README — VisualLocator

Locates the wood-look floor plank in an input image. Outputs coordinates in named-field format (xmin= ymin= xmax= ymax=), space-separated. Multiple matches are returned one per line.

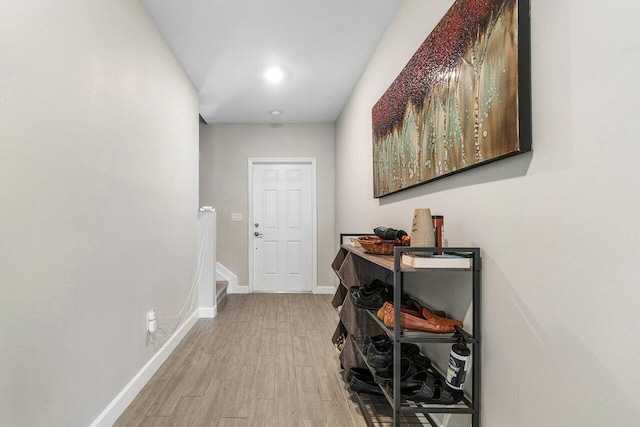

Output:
xmin=275 ymin=380 xmax=299 ymax=424
xmin=209 ymin=347 xmax=238 ymax=380
xmin=275 ymin=344 xmax=296 ymax=382
xmin=114 ymin=378 xmax=168 ymax=426
xmin=276 ymin=302 xmax=290 ymax=322
xmin=226 ymin=321 xmax=249 ymax=346
xmin=181 ymin=379 xmax=228 ymax=427
xmin=251 ymin=298 xmax=267 ymax=316
xmin=144 ymin=363 xmax=191 ymax=417
xmin=235 ymin=335 xmax=261 ymax=366
xmin=250 ymin=355 xmax=276 ymax=399
xmin=138 ymin=416 xmax=171 ymax=427
xmin=246 ymin=398 xmax=278 ymax=427
xmin=220 ymin=365 xmax=255 ymax=418
xmin=314 ymin=356 xmax=345 ymax=402
xmin=292 ymin=335 xmax=314 ymax=367
xmin=154 ymin=343 xmax=194 ymax=381
xmin=258 ymin=327 xmax=276 ymax=355
xmin=166 ymin=396 xmax=204 ymax=426
xmin=295 ymin=366 xmax=325 ymax=421
xmin=262 ymin=305 xmax=277 ymax=329
xmin=217 ymin=418 xmax=246 ymax=427
xmin=336 ymin=372 xmax=368 ymax=427
xmin=307 ymin=329 xmax=336 ymax=359
xmin=177 ymin=353 xmax=216 ymax=397
xmin=243 ymin=315 xmax=262 ymax=337
xmin=276 ymin=321 xmax=292 ymax=346
xmin=275 ymin=344 xmax=298 ymax=422
xmin=322 ymin=399 xmax=357 ymax=427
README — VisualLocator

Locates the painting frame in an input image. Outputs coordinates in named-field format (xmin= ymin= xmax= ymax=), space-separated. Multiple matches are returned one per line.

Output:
xmin=372 ymin=0 xmax=532 ymax=198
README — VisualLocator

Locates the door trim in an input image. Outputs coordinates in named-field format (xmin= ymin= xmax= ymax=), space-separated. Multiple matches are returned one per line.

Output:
xmin=248 ymin=157 xmax=318 ymax=293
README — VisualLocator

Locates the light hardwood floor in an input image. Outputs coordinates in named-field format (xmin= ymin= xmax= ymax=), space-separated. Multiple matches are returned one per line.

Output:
xmin=115 ymin=294 xmax=366 ymax=427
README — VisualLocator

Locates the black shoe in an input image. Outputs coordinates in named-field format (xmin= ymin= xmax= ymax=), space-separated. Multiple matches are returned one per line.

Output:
xmin=349 ymin=375 xmax=384 ymax=396
xmin=385 ymin=371 xmax=463 ymax=404
xmin=408 ymin=353 xmax=432 ymax=371
xmin=353 ymin=285 xmax=392 ymax=310
xmin=373 ymin=358 xmax=422 ymax=386
xmin=366 ymin=340 xmax=421 ymax=369
xmin=402 ymin=342 xmax=421 ymax=355
xmin=358 ymin=280 xmax=388 ymax=294
xmin=350 ymin=280 xmax=387 ymax=299
xmin=363 ymin=334 xmax=390 ymax=355
xmin=346 ymin=368 xmax=374 ymax=383
xmin=366 ymin=340 xmax=393 ymax=368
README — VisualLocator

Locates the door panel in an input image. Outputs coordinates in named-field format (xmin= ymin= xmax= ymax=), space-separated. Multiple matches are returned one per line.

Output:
xmin=286 ymin=190 xmax=301 ymax=229
xmin=287 ymin=241 xmax=301 ymax=275
xmin=264 ymin=190 xmax=278 ymax=229
xmin=253 ymin=162 xmax=312 ymax=292
xmin=264 ymin=241 xmax=278 ymax=275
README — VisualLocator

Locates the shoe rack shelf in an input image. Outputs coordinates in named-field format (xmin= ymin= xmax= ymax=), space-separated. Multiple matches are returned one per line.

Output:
xmin=365 ymin=304 xmax=476 ymax=344
xmin=331 ymin=243 xmax=481 ymax=427
xmin=351 ymin=336 xmax=475 ymax=414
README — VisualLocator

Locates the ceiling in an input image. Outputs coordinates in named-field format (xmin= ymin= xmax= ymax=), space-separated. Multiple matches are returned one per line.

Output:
xmin=139 ymin=0 xmax=402 ymax=124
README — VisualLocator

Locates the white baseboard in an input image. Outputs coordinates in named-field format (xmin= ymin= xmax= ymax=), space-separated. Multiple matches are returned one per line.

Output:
xmin=315 ymin=286 xmax=335 ymax=295
xmin=90 ymin=306 xmax=217 ymax=427
xmin=198 ymin=306 xmax=217 ymax=318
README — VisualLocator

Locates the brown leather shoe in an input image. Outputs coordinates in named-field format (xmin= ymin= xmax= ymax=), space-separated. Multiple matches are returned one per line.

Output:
xmin=406 ymin=300 xmax=463 ymax=329
xmin=376 ymin=302 xmax=422 ymax=321
xmin=379 ymin=302 xmax=462 ymax=333
xmin=406 ymin=300 xmax=446 ymax=318
xmin=422 ymin=308 xmax=463 ymax=328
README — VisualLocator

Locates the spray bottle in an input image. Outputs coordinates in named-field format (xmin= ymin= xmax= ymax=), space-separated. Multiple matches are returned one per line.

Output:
xmin=446 ymin=333 xmax=470 ymax=390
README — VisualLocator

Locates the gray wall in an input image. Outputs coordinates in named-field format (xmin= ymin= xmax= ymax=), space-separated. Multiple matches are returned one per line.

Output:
xmin=200 ymin=123 xmax=335 ymax=290
xmin=336 ymin=0 xmax=640 ymax=425
xmin=0 ymin=1 xmax=199 ymax=425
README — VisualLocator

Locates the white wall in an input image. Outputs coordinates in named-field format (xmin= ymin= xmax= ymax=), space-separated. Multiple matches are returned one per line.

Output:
xmin=200 ymin=123 xmax=335 ymax=291
xmin=336 ymin=0 xmax=640 ymax=425
xmin=0 ymin=1 xmax=199 ymax=426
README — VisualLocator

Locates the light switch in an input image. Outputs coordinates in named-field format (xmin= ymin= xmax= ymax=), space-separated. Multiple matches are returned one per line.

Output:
xmin=231 ymin=213 xmax=243 ymax=222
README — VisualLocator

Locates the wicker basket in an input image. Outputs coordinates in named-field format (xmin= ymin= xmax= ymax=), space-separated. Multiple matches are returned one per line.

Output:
xmin=357 ymin=236 xmax=406 ymax=255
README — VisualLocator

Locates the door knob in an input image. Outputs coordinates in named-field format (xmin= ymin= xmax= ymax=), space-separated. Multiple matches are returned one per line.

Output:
xmin=254 ymin=231 xmax=263 ymax=237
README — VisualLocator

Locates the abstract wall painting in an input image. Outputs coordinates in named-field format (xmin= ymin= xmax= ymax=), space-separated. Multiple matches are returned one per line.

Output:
xmin=372 ymin=0 xmax=531 ymax=197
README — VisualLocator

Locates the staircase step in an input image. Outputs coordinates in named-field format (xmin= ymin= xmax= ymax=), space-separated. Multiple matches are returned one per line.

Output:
xmin=216 ymin=280 xmax=228 ymax=306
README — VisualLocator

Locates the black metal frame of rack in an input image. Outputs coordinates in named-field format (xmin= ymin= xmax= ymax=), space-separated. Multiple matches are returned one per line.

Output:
xmin=391 ymin=246 xmax=481 ymax=427
xmin=333 ymin=243 xmax=481 ymax=427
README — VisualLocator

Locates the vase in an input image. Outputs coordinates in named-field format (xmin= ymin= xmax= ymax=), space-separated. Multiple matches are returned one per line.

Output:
xmin=411 ymin=208 xmax=435 ymax=247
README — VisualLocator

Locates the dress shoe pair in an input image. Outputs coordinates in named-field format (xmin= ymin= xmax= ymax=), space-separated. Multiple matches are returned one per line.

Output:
xmin=373 ymin=357 xmax=428 ymax=387
xmin=362 ymin=334 xmax=388 ymax=355
xmin=363 ymin=335 xmax=431 ymax=369
xmin=346 ymin=368 xmax=384 ymax=396
xmin=350 ymin=280 xmax=413 ymax=310
xmin=350 ymin=280 xmax=393 ymax=310
xmin=377 ymin=301 xmax=463 ymax=333
xmin=384 ymin=370 xmax=463 ymax=405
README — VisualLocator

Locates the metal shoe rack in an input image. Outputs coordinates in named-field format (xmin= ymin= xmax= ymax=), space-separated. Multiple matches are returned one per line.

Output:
xmin=331 ymin=242 xmax=481 ymax=427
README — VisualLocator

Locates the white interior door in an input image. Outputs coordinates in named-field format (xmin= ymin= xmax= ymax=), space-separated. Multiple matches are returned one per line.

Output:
xmin=252 ymin=162 xmax=313 ymax=292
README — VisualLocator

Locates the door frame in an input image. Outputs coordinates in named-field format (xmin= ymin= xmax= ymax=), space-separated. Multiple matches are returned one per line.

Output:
xmin=248 ymin=157 xmax=318 ymax=293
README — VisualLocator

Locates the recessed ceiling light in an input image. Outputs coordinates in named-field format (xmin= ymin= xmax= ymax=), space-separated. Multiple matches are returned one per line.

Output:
xmin=264 ymin=67 xmax=284 ymax=84
xmin=270 ymin=110 xmax=281 ymax=116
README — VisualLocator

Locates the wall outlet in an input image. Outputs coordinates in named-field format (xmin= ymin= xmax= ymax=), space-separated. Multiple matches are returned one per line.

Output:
xmin=231 ymin=213 xmax=243 ymax=222
xmin=147 ymin=310 xmax=157 ymax=333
